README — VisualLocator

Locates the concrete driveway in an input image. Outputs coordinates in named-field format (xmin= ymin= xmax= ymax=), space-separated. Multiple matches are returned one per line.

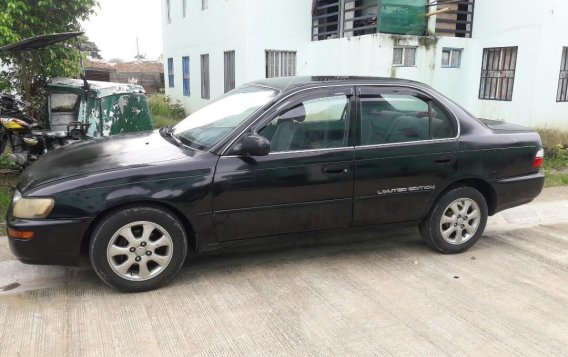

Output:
xmin=1 ymin=188 xmax=567 ymax=356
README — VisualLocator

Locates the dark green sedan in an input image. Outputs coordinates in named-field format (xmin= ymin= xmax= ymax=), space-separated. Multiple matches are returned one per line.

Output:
xmin=6 ymin=77 xmax=545 ymax=292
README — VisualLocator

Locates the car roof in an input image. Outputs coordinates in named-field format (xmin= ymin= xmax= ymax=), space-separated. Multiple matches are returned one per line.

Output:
xmin=247 ymin=76 xmax=425 ymax=93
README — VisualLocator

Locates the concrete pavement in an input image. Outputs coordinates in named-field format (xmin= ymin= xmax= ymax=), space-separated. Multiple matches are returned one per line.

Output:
xmin=0 ymin=187 xmax=567 ymax=356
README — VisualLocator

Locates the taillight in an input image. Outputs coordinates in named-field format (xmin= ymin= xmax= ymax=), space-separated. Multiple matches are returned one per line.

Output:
xmin=532 ymin=148 xmax=544 ymax=169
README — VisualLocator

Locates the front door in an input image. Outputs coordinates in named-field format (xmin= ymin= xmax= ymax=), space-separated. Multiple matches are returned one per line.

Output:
xmin=353 ymin=86 xmax=459 ymax=226
xmin=213 ymin=87 xmax=356 ymax=241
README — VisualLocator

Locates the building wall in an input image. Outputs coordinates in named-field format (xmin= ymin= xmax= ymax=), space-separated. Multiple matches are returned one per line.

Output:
xmin=161 ymin=0 xmax=568 ymax=129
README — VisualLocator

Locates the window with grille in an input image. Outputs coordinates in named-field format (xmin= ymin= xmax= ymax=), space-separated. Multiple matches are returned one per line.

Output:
xmin=392 ymin=47 xmax=417 ymax=67
xmin=266 ymin=50 xmax=297 ymax=78
xmin=479 ymin=47 xmax=517 ymax=101
xmin=441 ymin=48 xmax=462 ymax=68
xmin=202 ymin=0 xmax=208 ymax=10
xmin=201 ymin=54 xmax=210 ymax=100
xmin=182 ymin=56 xmax=190 ymax=96
xmin=167 ymin=58 xmax=174 ymax=88
xmin=224 ymin=51 xmax=235 ymax=93
xmin=557 ymin=47 xmax=568 ymax=102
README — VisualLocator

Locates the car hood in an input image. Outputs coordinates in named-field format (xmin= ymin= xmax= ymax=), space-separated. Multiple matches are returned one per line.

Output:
xmin=18 ymin=130 xmax=188 ymax=192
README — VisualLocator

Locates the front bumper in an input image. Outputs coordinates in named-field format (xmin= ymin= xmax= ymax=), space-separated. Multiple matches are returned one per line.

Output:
xmin=7 ymin=217 xmax=94 ymax=266
xmin=491 ymin=172 xmax=545 ymax=214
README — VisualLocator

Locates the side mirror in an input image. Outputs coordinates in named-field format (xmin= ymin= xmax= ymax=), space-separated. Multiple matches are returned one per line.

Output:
xmin=231 ymin=134 xmax=271 ymax=156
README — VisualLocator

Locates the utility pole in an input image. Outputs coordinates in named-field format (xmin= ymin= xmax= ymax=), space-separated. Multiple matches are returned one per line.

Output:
xmin=136 ymin=37 xmax=140 ymax=60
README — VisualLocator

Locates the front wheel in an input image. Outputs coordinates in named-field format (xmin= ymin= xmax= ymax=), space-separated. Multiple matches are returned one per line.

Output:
xmin=89 ymin=206 xmax=188 ymax=292
xmin=420 ymin=187 xmax=488 ymax=254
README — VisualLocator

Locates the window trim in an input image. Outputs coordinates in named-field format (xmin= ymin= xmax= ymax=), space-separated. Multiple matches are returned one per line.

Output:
xmin=557 ymin=47 xmax=568 ymax=102
xmin=355 ymin=86 xmax=458 ymax=147
xmin=224 ymin=50 xmax=236 ymax=93
xmin=478 ymin=46 xmax=518 ymax=101
xmin=392 ymin=46 xmax=418 ymax=67
xmin=217 ymin=84 xmax=461 ymax=156
xmin=441 ymin=48 xmax=462 ymax=68
xmin=182 ymin=56 xmax=190 ymax=96
xmin=167 ymin=57 xmax=174 ymax=88
xmin=201 ymin=54 xmax=210 ymax=100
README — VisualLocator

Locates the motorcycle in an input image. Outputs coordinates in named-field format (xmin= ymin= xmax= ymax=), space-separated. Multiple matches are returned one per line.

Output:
xmin=0 ymin=93 xmax=89 ymax=167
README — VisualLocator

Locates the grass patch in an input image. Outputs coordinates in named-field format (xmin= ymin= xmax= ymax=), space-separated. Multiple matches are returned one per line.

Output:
xmin=152 ymin=114 xmax=183 ymax=129
xmin=148 ymin=93 xmax=187 ymax=124
xmin=544 ymin=171 xmax=568 ymax=187
xmin=535 ymin=128 xmax=568 ymax=148
xmin=0 ymin=186 xmax=13 ymax=235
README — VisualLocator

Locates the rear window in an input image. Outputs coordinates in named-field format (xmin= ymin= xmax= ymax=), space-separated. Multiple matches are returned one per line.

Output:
xmin=50 ymin=93 xmax=79 ymax=112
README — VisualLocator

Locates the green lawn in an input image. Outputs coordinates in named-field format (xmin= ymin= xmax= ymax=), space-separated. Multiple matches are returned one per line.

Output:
xmin=544 ymin=171 xmax=568 ymax=187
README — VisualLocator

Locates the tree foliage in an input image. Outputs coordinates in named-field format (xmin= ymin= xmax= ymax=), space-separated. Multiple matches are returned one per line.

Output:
xmin=0 ymin=0 xmax=99 ymax=113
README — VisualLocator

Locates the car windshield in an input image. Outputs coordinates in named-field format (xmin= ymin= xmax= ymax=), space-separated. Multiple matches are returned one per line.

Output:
xmin=173 ymin=86 xmax=278 ymax=150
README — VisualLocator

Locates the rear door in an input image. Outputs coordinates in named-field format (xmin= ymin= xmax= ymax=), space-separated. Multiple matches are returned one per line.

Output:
xmin=213 ymin=86 xmax=356 ymax=241
xmin=353 ymin=86 xmax=459 ymax=226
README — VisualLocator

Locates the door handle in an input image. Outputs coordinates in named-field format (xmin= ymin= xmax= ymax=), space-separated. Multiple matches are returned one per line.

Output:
xmin=435 ymin=155 xmax=455 ymax=164
xmin=323 ymin=165 xmax=350 ymax=175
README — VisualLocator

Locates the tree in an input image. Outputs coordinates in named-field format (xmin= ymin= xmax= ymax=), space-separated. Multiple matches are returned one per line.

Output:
xmin=0 ymin=0 xmax=99 ymax=114
xmin=78 ymin=35 xmax=102 ymax=60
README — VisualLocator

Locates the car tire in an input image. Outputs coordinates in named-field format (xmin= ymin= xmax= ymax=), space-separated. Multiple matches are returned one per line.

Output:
xmin=89 ymin=206 xmax=188 ymax=292
xmin=419 ymin=186 xmax=488 ymax=254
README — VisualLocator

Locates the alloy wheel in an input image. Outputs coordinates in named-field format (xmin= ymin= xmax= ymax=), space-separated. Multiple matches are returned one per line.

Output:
xmin=106 ymin=221 xmax=174 ymax=281
xmin=439 ymin=198 xmax=481 ymax=245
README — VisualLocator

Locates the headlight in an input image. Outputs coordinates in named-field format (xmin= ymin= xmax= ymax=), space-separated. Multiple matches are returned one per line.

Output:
xmin=12 ymin=190 xmax=54 ymax=219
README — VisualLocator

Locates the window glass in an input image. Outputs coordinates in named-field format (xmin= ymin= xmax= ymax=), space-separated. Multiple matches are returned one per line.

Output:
xmin=50 ymin=93 xmax=78 ymax=112
xmin=259 ymin=95 xmax=349 ymax=152
xmin=173 ymin=86 xmax=277 ymax=151
xmin=360 ymin=93 xmax=454 ymax=145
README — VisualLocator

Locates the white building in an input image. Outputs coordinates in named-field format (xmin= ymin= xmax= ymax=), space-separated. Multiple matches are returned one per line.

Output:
xmin=161 ymin=0 xmax=568 ymax=129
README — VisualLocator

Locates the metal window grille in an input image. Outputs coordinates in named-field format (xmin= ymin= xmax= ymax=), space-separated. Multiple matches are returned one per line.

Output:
xmin=392 ymin=47 xmax=416 ymax=67
xmin=182 ymin=56 xmax=190 ymax=96
xmin=557 ymin=47 xmax=568 ymax=102
xmin=266 ymin=51 xmax=297 ymax=78
xmin=202 ymin=0 xmax=208 ymax=10
xmin=224 ymin=51 xmax=235 ymax=93
xmin=479 ymin=47 xmax=517 ymax=101
xmin=442 ymin=48 xmax=462 ymax=68
xmin=167 ymin=58 xmax=174 ymax=88
xmin=166 ymin=0 xmax=172 ymax=23
xmin=183 ymin=0 xmax=187 ymax=17
xmin=435 ymin=0 xmax=475 ymax=38
xmin=201 ymin=54 xmax=210 ymax=100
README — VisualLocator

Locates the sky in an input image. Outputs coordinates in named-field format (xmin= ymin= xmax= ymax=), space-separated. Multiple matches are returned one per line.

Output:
xmin=82 ymin=0 xmax=163 ymax=61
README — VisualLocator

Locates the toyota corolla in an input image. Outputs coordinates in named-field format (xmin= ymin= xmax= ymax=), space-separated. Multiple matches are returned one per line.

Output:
xmin=6 ymin=77 xmax=545 ymax=292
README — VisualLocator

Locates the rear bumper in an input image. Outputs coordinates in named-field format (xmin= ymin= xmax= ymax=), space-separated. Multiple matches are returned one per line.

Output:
xmin=491 ymin=172 xmax=545 ymax=214
xmin=7 ymin=217 xmax=93 ymax=266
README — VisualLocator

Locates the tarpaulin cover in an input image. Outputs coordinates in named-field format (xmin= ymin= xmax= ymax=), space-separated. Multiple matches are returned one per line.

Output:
xmin=379 ymin=0 xmax=426 ymax=36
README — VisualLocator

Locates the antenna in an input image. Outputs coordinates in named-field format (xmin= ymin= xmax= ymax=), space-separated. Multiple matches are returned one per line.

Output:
xmin=281 ymin=61 xmax=308 ymax=95
xmin=136 ymin=37 xmax=140 ymax=60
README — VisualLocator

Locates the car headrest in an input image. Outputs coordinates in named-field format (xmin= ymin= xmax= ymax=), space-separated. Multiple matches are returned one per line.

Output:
xmin=279 ymin=104 xmax=306 ymax=123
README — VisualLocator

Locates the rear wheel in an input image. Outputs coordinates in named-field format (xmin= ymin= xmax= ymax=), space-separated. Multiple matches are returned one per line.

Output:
xmin=420 ymin=187 xmax=488 ymax=254
xmin=89 ymin=206 xmax=188 ymax=292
